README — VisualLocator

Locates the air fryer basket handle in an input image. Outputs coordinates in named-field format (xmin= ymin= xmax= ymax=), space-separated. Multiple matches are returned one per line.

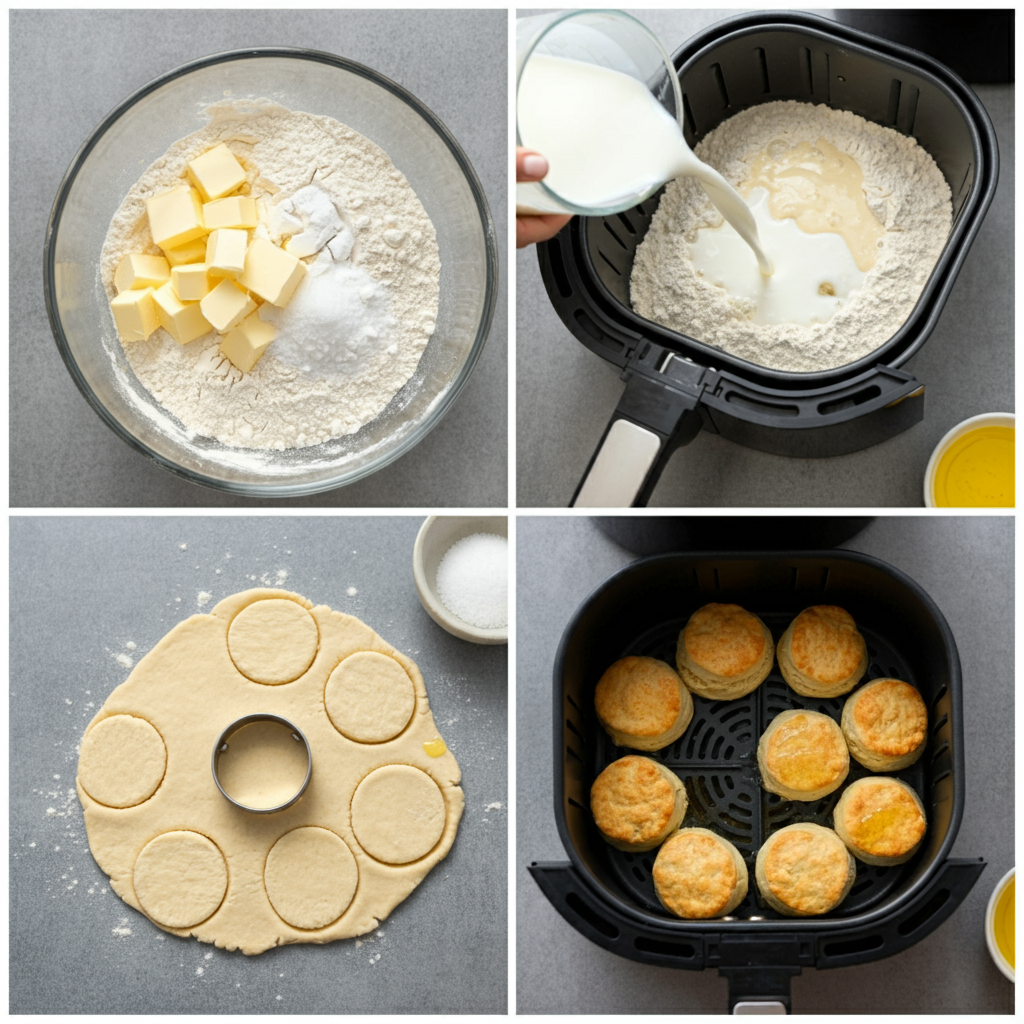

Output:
xmin=571 ymin=373 xmax=704 ymax=507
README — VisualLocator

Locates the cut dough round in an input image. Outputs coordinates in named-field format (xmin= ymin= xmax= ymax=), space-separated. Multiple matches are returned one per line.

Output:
xmin=351 ymin=764 xmax=446 ymax=864
xmin=326 ymin=651 xmax=416 ymax=742
xmin=133 ymin=831 xmax=228 ymax=928
xmin=78 ymin=714 xmax=166 ymax=808
xmin=264 ymin=827 xmax=359 ymax=929
xmin=228 ymin=599 xmax=319 ymax=684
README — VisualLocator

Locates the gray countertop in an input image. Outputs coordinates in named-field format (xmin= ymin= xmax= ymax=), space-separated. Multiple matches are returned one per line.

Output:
xmin=10 ymin=516 xmax=507 ymax=1014
xmin=516 ymin=516 xmax=1013 ymax=1013
xmin=516 ymin=9 xmax=1014 ymax=507
xmin=11 ymin=10 xmax=507 ymax=508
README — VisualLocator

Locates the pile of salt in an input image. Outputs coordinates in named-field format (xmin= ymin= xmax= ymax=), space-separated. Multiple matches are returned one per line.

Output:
xmin=435 ymin=533 xmax=508 ymax=630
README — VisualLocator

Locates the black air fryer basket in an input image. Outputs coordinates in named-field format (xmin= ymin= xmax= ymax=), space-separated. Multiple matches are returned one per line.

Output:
xmin=535 ymin=12 xmax=999 ymax=506
xmin=530 ymin=551 xmax=983 ymax=1012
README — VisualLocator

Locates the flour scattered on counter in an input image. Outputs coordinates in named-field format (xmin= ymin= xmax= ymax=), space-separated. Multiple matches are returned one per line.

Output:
xmin=196 ymin=967 xmax=205 ymax=976
xmin=180 ymin=544 xmax=187 ymax=551
xmin=484 ymin=801 xmax=503 ymax=811
xmin=114 ymin=653 xmax=133 ymax=669
xmin=197 ymin=591 xmax=212 ymax=607
xmin=126 ymin=641 xmax=137 ymax=650
xmin=112 ymin=919 xmax=132 ymax=937
xmin=347 ymin=586 xmax=358 ymax=596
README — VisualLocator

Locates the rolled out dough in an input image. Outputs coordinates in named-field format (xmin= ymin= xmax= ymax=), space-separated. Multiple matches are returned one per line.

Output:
xmin=76 ymin=588 xmax=464 ymax=954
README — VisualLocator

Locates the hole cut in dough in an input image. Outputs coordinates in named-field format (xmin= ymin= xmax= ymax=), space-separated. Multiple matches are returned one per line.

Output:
xmin=133 ymin=831 xmax=228 ymax=928
xmin=325 ymin=651 xmax=416 ymax=743
xmin=351 ymin=765 xmax=446 ymax=864
xmin=79 ymin=714 xmax=166 ymax=808
xmin=264 ymin=827 xmax=359 ymax=929
xmin=228 ymin=599 xmax=319 ymax=685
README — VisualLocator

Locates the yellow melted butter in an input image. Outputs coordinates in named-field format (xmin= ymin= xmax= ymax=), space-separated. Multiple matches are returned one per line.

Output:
xmin=741 ymin=136 xmax=885 ymax=272
xmin=994 ymin=878 xmax=1014 ymax=969
xmin=423 ymin=737 xmax=447 ymax=757
xmin=852 ymin=805 xmax=905 ymax=849
xmin=933 ymin=426 xmax=1014 ymax=507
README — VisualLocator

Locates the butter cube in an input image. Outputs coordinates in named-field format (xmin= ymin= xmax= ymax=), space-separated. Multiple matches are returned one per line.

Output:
xmin=110 ymin=287 xmax=159 ymax=342
xmin=205 ymin=228 xmax=248 ymax=280
xmin=186 ymin=144 xmax=247 ymax=202
xmin=147 ymin=186 xmax=206 ymax=250
xmin=162 ymin=237 xmax=208 ymax=267
xmin=153 ymin=282 xmax=212 ymax=345
xmin=113 ymin=253 xmax=170 ymax=294
xmin=203 ymin=196 xmax=258 ymax=231
xmin=239 ymin=238 xmax=307 ymax=307
xmin=200 ymin=278 xmax=257 ymax=334
xmin=171 ymin=263 xmax=213 ymax=302
xmin=220 ymin=311 xmax=276 ymax=373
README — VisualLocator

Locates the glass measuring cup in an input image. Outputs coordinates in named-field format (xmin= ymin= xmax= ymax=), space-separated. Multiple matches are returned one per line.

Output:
xmin=516 ymin=10 xmax=684 ymax=217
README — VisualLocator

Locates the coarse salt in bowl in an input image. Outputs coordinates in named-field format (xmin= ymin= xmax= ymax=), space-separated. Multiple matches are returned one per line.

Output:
xmin=413 ymin=516 xmax=508 ymax=645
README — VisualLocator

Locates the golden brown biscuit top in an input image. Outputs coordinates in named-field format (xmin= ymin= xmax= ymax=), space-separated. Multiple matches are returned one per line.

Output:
xmin=839 ymin=779 xmax=926 ymax=857
xmin=789 ymin=606 xmax=866 ymax=684
xmin=762 ymin=827 xmax=850 ymax=914
xmin=767 ymin=712 xmax=847 ymax=790
xmin=591 ymin=757 xmax=676 ymax=844
xmin=594 ymin=657 xmax=682 ymax=738
xmin=851 ymin=679 xmax=928 ymax=756
xmin=682 ymin=604 xmax=767 ymax=678
xmin=654 ymin=831 xmax=737 ymax=917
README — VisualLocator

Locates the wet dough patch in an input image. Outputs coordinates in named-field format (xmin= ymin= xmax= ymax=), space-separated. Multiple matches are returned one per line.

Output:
xmin=78 ymin=714 xmax=166 ymax=808
xmin=264 ymin=827 xmax=359 ymax=929
xmin=325 ymin=651 xmax=416 ymax=742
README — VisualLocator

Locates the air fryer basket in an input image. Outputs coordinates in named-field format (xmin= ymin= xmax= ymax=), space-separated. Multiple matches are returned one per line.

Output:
xmin=536 ymin=12 xmax=999 ymax=506
xmin=530 ymin=551 xmax=984 ymax=1012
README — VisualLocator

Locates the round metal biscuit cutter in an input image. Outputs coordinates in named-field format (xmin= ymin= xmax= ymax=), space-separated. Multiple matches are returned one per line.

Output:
xmin=211 ymin=713 xmax=312 ymax=814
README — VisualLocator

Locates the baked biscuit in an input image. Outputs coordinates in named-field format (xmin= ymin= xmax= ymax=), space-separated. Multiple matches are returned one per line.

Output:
xmin=594 ymin=656 xmax=694 ymax=751
xmin=653 ymin=828 xmax=748 ymax=919
xmin=842 ymin=678 xmax=928 ymax=771
xmin=777 ymin=606 xmax=868 ymax=698
xmin=755 ymin=823 xmax=856 ymax=916
xmin=833 ymin=776 xmax=927 ymax=866
xmin=590 ymin=756 xmax=687 ymax=852
xmin=757 ymin=709 xmax=849 ymax=801
xmin=675 ymin=603 xmax=774 ymax=701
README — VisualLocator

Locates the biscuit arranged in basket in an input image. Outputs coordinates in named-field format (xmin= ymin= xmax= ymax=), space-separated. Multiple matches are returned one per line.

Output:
xmin=653 ymin=827 xmax=748 ymax=919
xmin=755 ymin=822 xmax=856 ymax=916
xmin=590 ymin=756 xmax=688 ymax=852
xmin=833 ymin=776 xmax=927 ymax=866
xmin=757 ymin=709 xmax=849 ymax=801
xmin=594 ymin=656 xmax=694 ymax=751
xmin=842 ymin=677 xmax=928 ymax=771
xmin=675 ymin=603 xmax=775 ymax=701
xmin=778 ymin=605 xmax=868 ymax=698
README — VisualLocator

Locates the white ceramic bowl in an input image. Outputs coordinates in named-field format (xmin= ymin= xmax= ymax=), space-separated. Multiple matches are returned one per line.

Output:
xmin=985 ymin=866 xmax=1014 ymax=983
xmin=413 ymin=516 xmax=508 ymax=645
xmin=923 ymin=412 xmax=1014 ymax=507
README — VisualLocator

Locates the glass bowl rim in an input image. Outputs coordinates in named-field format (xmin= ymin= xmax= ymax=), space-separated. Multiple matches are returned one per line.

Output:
xmin=43 ymin=45 xmax=498 ymax=498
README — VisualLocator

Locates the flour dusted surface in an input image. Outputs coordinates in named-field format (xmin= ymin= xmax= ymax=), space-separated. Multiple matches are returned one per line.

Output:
xmin=101 ymin=101 xmax=440 ymax=450
xmin=631 ymin=101 xmax=951 ymax=373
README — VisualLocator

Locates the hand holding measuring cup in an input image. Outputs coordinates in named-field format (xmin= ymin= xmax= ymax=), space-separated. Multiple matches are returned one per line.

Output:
xmin=516 ymin=148 xmax=572 ymax=248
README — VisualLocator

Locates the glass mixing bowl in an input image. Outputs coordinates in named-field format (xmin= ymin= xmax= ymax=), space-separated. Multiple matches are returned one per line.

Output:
xmin=44 ymin=48 xmax=498 ymax=496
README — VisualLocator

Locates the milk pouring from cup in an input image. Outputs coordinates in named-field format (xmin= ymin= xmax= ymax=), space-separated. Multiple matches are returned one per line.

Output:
xmin=516 ymin=15 xmax=774 ymax=276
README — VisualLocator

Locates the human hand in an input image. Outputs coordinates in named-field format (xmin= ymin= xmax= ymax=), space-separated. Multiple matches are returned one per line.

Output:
xmin=516 ymin=148 xmax=572 ymax=248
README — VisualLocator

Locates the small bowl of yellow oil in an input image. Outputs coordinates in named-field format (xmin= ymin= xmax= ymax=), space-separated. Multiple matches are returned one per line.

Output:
xmin=985 ymin=866 xmax=1014 ymax=983
xmin=924 ymin=412 xmax=1014 ymax=507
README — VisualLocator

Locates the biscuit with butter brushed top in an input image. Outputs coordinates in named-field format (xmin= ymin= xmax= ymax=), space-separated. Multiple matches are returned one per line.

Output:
xmin=778 ymin=605 xmax=868 ymax=698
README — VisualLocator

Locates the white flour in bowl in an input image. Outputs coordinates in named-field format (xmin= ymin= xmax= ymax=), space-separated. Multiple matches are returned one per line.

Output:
xmin=630 ymin=101 xmax=952 ymax=372
xmin=100 ymin=100 xmax=440 ymax=450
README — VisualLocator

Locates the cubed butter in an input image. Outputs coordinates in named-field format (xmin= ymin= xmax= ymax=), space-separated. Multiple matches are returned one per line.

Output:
xmin=171 ymin=263 xmax=213 ymax=302
xmin=186 ymin=144 xmax=247 ymax=202
xmin=153 ymin=282 xmax=212 ymax=345
xmin=162 ymin=237 xmax=208 ymax=267
xmin=110 ymin=287 xmax=159 ymax=343
xmin=113 ymin=253 xmax=170 ymax=294
xmin=239 ymin=237 xmax=307 ymax=307
xmin=205 ymin=228 xmax=248 ymax=279
xmin=200 ymin=278 xmax=257 ymax=334
xmin=220 ymin=311 xmax=276 ymax=373
xmin=147 ymin=186 xmax=206 ymax=250
xmin=203 ymin=196 xmax=258 ymax=231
